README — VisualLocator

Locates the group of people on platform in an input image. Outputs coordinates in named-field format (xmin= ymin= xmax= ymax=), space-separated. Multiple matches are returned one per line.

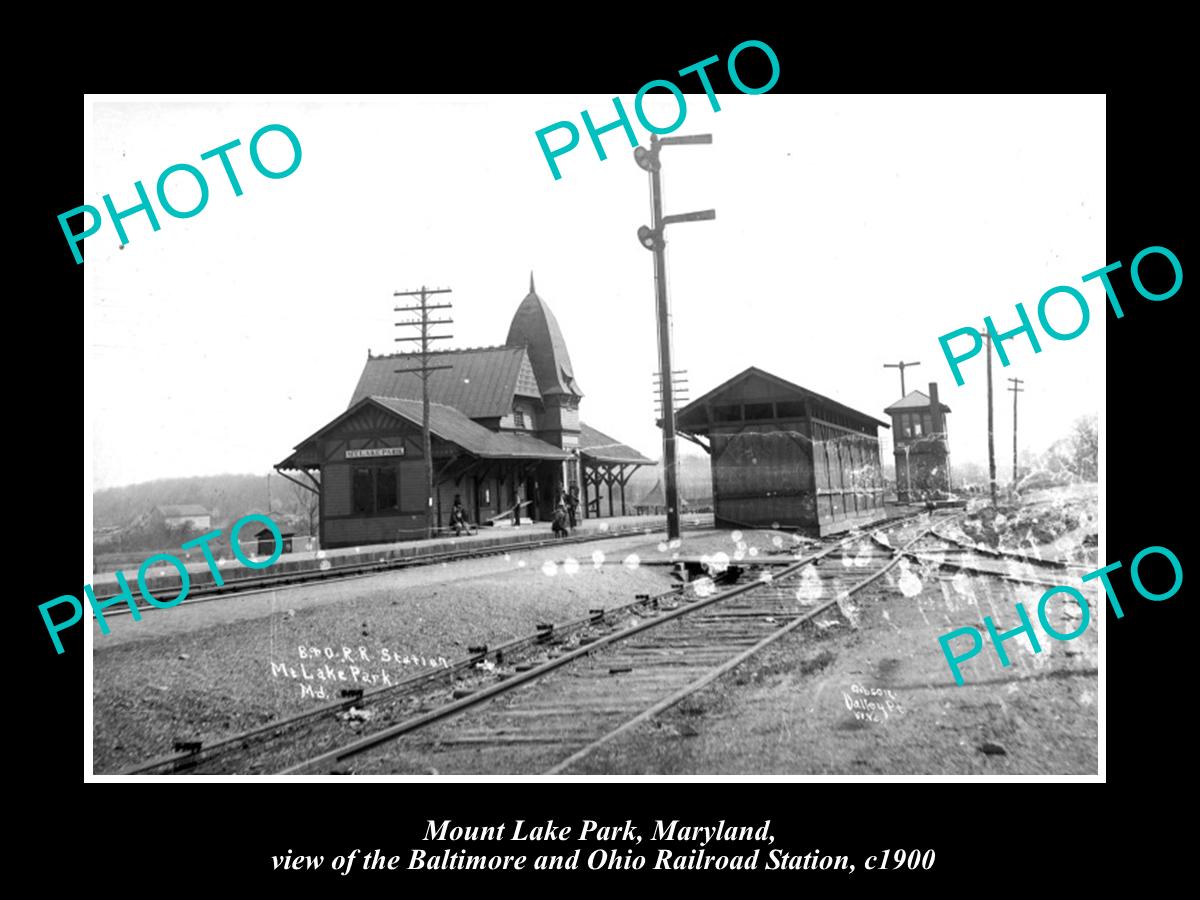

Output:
xmin=551 ymin=486 xmax=580 ymax=539
xmin=446 ymin=485 xmax=581 ymax=539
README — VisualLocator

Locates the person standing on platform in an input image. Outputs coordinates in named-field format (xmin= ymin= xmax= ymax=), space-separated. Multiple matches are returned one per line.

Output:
xmin=552 ymin=501 xmax=569 ymax=538
xmin=449 ymin=494 xmax=470 ymax=537
xmin=567 ymin=485 xmax=579 ymax=531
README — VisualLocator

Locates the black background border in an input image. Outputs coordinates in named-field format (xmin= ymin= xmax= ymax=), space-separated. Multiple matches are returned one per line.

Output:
xmin=22 ymin=27 xmax=1186 ymax=886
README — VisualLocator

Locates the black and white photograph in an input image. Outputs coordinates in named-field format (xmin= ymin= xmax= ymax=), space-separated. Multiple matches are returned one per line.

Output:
xmin=83 ymin=91 xmax=1104 ymax=778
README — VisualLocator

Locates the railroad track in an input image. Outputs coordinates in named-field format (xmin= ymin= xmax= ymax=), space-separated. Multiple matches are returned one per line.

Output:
xmin=121 ymin=582 xmax=688 ymax=775
xmin=867 ymin=528 xmax=1073 ymax=589
xmin=930 ymin=518 xmax=1091 ymax=568
xmin=96 ymin=517 xmax=710 ymax=616
xmin=277 ymin=511 xmax=949 ymax=776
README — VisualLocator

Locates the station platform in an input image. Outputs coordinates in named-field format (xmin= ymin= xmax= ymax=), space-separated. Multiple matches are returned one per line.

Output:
xmin=90 ymin=514 xmax=712 ymax=597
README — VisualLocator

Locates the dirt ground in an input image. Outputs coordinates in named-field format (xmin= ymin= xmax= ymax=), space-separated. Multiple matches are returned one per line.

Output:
xmin=570 ymin=489 xmax=1100 ymax=775
xmin=94 ymin=491 xmax=1100 ymax=776
xmin=92 ymin=527 xmax=788 ymax=773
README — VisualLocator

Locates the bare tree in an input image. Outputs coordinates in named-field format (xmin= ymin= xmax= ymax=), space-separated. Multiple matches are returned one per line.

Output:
xmin=287 ymin=477 xmax=320 ymax=537
xmin=1068 ymin=414 xmax=1098 ymax=481
xmin=1041 ymin=413 xmax=1098 ymax=483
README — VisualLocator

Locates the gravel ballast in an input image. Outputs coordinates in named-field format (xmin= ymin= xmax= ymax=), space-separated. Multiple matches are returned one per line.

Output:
xmin=94 ymin=529 xmax=796 ymax=773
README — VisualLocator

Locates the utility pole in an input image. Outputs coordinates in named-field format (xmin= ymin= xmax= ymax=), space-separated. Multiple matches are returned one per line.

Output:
xmin=883 ymin=360 xmax=921 ymax=397
xmin=1007 ymin=377 xmax=1025 ymax=483
xmin=634 ymin=133 xmax=715 ymax=541
xmin=985 ymin=326 xmax=997 ymax=507
xmin=653 ymin=370 xmax=690 ymax=516
xmin=394 ymin=286 xmax=453 ymax=539
xmin=652 ymin=370 xmax=690 ymax=417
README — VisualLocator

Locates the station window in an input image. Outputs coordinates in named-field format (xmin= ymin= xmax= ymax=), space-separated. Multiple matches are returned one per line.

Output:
xmin=923 ymin=413 xmax=933 ymax=434
xmin=514 ymin=410 xmax=526 ymax=429
xmin=713 ymin=404 xmax=742 ymax=423
xmin=744 ymin=402 xmax=774 ymax=420
xmin=352 ymin=467 xmax=372 ymax=513
xmin=776 ymin=400 xmax=806 ymax=418
xmin=352 ymin=466 xmax=400 ymax=514
xmin=377 ymin=467 xmax=398 ymax=510
xmin=913 ymin=418 xmax=923 ymax=437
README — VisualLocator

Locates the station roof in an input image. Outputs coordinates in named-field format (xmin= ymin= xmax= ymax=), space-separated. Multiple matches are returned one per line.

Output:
xmin=506 ymin=275 xmax=583 ymax=399
xmin=676 ymin=367 xmax=890 ymax=433
xmin=281 ymin=280 xmax=650 ymax=476
xmin=578 ymin=423 xmax=654 ymax=466
xmin=372 ymin=397 xmax=570 ymax=459
xmin=276 ymin=396 xmax=571 ymax=471
xmin=884 ymin=390 xmax=952 ymax=414
xmin=351 ymin=345 xmax=541 ymax=419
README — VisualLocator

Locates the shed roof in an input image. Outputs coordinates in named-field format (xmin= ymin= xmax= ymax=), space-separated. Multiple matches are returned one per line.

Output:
xmin=579 ymin=422 xmax=654 ymax=465
xmin=676 ymin=367 xmax=890 ymax=432
xmin=884 ymin=390 xmax=952 ymax=414
xmin=350 ymin=346 xmax=540 ymax=419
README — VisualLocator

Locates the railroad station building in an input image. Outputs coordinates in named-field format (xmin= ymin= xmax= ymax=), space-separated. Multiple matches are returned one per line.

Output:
xmin=275 ymin=277 xmax=653 ymax=548
xmin=675 ymin=367 xmax=889 ymax=536
xmin=884 ymin=382 xmax=952 ymax=501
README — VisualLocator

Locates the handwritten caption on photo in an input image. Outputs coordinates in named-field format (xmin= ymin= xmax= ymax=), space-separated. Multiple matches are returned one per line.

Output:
xmin=272 ymin=645 xmax=450 ymax=699
xmin=843 ymin=684 xmax=905 ymax=723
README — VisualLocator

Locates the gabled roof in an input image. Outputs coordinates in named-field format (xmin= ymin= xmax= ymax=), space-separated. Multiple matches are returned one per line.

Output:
xmin=579 ymin=422 xmax=654 ymax=465
xmin=884 ymin=390 xmax=952 ymax=414
xmin=350 ymin=346 xmax=540 ymax=419
xmin=677 ymin=366 xmax=890 ymax=431
xmin=276 ymin=396 xmax=570 ymax=470
xmin=372 ymin=397 xmax=570 ymax=459
xmin=155 ymin=504 xmax=209 ymax=518
xmin=505 ymin=275 xmax=583 ymax=398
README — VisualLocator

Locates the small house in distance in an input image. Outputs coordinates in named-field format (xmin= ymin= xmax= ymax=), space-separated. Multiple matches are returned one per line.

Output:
xmin=675 ymin=367 xmax=889 ymax=536
xmin=256 ymin=527 xmax=295 ymax=556
xmin=884 ymin=382 xmax=952 ymax=501
xmin=634 ymin=479 xmax=688 ymax=517
xmin=154 ymin=504 xmax=211 ymax=532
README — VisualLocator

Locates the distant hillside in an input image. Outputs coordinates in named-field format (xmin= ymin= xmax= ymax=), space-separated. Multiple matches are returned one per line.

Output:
xmin=92 ymin=471 xmax=321 ymax=567
xmin=626 ymin=454 xmax=712 ymax=503
xmin=93 ymin=472 xmax=276 ymax=529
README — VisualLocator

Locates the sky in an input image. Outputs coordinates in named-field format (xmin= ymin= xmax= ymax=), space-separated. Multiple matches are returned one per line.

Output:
xmin=85 ymin=94 xmax=1105 ymax=491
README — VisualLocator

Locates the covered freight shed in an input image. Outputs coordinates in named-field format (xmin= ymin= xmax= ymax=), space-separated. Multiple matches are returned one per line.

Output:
xmin=675 ymin=367 xmax=889 ymax=536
